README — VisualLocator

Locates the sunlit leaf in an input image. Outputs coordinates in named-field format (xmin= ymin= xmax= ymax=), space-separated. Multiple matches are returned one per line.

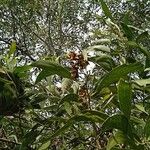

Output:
xmin=134 ymin=79 xmax=150 ymax=87
xmin=8 ymin=40 xmax=16 ymax=57
xmin=38 ymin=141 xmax=50 ymax=150
xmin=107 ymin=131 xmax=127 ymax=150
xmin=88 ymin=45 xmax=110 ymax=53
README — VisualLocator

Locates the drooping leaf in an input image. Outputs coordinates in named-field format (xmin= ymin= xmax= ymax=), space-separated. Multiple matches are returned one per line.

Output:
xmin=96 ymin=62 xmax=143 ymax=93
xmin=31 ymin=60 xmax=71 ymax=83
xmin=118 ymin=79 xmax=132 ymax=118
xmin=98 ymin=0 xmax=113 ymax=21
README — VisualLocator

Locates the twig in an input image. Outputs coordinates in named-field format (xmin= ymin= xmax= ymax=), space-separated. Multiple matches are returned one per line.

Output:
xmin=0 ymin=138 xmax=21 ymax=145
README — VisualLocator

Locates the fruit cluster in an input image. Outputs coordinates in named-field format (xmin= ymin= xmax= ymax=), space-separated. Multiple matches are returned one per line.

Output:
xmin=67 ymin=51 xmax=88 ymax=80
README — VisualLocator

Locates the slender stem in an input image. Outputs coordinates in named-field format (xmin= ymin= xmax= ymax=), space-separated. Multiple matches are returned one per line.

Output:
xmin=0 ymin=138 xmax=21 ymax=145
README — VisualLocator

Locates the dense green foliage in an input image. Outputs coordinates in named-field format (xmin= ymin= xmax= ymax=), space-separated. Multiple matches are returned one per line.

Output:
xmin=0 ymin=0 xmax=150 ymax=149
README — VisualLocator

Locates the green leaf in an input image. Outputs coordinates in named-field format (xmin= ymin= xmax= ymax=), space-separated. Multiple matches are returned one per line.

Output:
xmin=61 ymin=78 xmax=73 ymax=93
xmin=127 ymin=41 xmax=150 ymax=67
xmin=14 ymin=65 xmax=32 ymax=77
xmin=38 ymin=141 xmax=50 ymax=150
xmin=134 ymin=79 xmax=150 ymax=87
xmin=136 ymin=31 xmax=149 ymax=43
xmin=20 ymin=124 xmax=40 ymax=150
xmin=14 ymin=65 xmax=32 ymax=74
xmin=88 ymin=45 xmax=110 ymax=53
xmin=101 ymin=114 xmax=132 ymax=137
xmin=130 ymin=116 xmax=145 ymax=126
xmin=98 ymin=0 xmax=113 ymax=21
xmin=135 ymin=103 xmax=148 ymax=114
xmin=31 ymin=60 xmax=71 ymax=83
xmin=60 ymin=94 xmax=79 ymax=105
xmin=83 ymin=110 xmax=109 ymax=121
xmin=96 ymin=62 xmax=143 ymax=92
xmin=107 ymin=131 xmax=127 ymax=150
xmin=123 ymin=11 xmax=131 ymax=25
xmin=144 ymin=118 xmax=150 ymax=138
xmin=118 ymin=79 xmax=132 ymax=118
xmin=90 ymin=55 xmax=115 ymax=71
xmin=64 ymin=102 xmax=72 ymax=115
xmin=9 ymin=40 xmax=16 ymax=57
xmin=121 ymin=23 xmax=133 ymax=40
xmin=39 ymin=114 xmax=107 ymax=147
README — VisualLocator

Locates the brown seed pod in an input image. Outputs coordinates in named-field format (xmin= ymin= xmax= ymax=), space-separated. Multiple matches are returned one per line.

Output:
xmin=68 ymin=52 xmax=77 ymax=60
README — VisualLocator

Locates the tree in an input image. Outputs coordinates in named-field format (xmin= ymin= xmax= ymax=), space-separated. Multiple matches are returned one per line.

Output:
xmin=0 ymin=0 xmax=149 ymax=149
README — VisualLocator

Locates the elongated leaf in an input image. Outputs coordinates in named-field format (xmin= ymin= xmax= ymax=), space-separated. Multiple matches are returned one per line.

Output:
xmin=38 ymin=141 xmax=50 ymax=150
xmin=39 ymin=114 xmax=107 ymax=148
xmin=61 ymin=78 xmax=73 ymax=93
xmin=90 ymin=55 xmax=115 ymax=71
xmin=127 ymin=41 xmax=150 ymax=67
xmin=121 ymin=23 xmax=133 ymax=40
xmin=101 ymin=114 xmax=132 ymax=137
xmin=59 ymin=94 xmax=79 ymax=105
xmin=107 ymin=131 xmax=127 ymax=150
xmin=98 ymin=0 xmax=113 ymax=20
xmin=130 ymin=116 xmax=145 ymax=126
xmin=14 ymin=65 xmax=32 ymax=74
xmin=31 ymin=60 xmax=71 ymax=83
xmin=144 ymin=118 xmax=150 ymax=138
xmin=136 ymin=31 xmax=149 ymax=43
xmin=135 ymin=103 xmax=148 ymax=114
xmin=96 ymin=62 xmax=143 ymax=93
xmin=134 ymin=79 xmax=150 ymax=87
xmin=88 ymin=45 xmax=110 ymax=53
xmin=118 ymin=79 xmax=132 ymax=118
xmin=20 ymin=124 xmax=40 ymax=150
xmin=83 ymin=110 xmax=109 ymax=120
xmin=9 ymin=41 xmax=16 ymax=56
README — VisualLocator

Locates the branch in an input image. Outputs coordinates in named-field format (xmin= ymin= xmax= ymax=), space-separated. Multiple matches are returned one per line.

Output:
xmin=0 ymin=138 xmax=21 ymax=145
xmin=0 ymin=37 xmax=36 ymax=61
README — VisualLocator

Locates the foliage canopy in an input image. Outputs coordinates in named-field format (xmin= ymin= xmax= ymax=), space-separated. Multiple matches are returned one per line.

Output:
xmin=0 ymin=0 xmax=150 ymax=149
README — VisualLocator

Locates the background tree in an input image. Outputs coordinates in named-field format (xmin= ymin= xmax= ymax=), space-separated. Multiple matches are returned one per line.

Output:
xmin=0 ymin=0 xmax=149 ymax=149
